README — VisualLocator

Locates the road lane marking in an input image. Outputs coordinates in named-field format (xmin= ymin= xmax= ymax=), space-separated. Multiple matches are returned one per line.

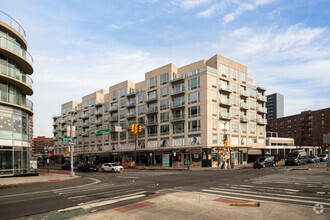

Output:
xmin=70 ymin=188 xmax=144 ymax=201
xmin=202 ymin=189 xmax=330 ymax=206
xmin=68 ymin=195 xmax=87 ymax=199
xmin=117 ymin=176 xmax=140 ymax=179
xmin=283 ymin=189 xmax=299 ymax=192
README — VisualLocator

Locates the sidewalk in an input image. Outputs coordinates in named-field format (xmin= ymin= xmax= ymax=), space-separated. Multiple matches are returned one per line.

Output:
xmin=68 ymin=191 xmax=328 ymax=220
xmin=0 ymin=172 xmax=79 ymax=188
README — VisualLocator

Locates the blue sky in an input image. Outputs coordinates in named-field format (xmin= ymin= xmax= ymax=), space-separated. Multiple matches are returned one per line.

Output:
xmin=1 ymin=0 xmax=330 ymax=137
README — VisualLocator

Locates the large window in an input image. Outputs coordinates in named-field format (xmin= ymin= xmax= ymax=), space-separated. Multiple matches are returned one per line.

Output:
xmin=111 ymin=91 xmax=117 ymax=100
xmin=188 ymin=77 xmax=200 ymax=90
xmin=120 ymin=88 xmax=126 ymax=97
xmin=138 ymin=116 xmax=145 ymax=125
xmin=160 ymin=99 xmax=169 ymax=110
xmin=138 ymin=93 xmax=145 ymax=103
xmin=188 ymin=91 xmax=200 ymax=104
xmin=160 ymin=86 xmax=169 ymax=97
xmin=147 ymin=76 xmax=157 ymax=89
xmin=120 ymin=99 xmax=126 ymax=108
xmin=160 ymin=112 xmax=169 ymax=123
xmin=232 ymin=121 xmax=239 ymax=132
xmin=212 ymin=91 xmax=217 ymax=101
xmin=160 ymin=72 xmax=169 ymax=85
xmin=231 ymin=68 xmax=238 ymax=81
xmin=220 ymin=64 xmax=229 ymax=78
xmin=138 ymin=105 xmax=145 ymax=115
xmin=160 ymin=125 xmax=169 ymax=135
xmin=173 ymin=122 xmax=184 ymax=134
xmin=231 ymin=95 xmax=239 ymax=107
xmin=188 ymin=106 xmax=200 ymax=118
xmin=240 ymin=72 xmax=246 ymax=83
xmin=212 ymin=76 xmax=217 ymax=87
xmin=212 ymin=119 xmax=217 ymax=129
xmin=188 ymin=120 xmax=200 ymax=132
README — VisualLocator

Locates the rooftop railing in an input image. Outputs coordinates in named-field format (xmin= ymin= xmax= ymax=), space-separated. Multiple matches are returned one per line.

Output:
xmin=0 ymin=10 xmax=26 ymax=37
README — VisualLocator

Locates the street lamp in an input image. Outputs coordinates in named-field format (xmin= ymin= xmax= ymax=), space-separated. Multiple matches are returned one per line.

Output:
xmin=66 ymin=107 xmax=78 ymax=177
xmin=221 ymin=114 xmax=239 ymax=169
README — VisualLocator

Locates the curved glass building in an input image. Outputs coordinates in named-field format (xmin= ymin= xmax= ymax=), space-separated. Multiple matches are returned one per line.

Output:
xmin=0 ymin=11 xmax=34 ymax=176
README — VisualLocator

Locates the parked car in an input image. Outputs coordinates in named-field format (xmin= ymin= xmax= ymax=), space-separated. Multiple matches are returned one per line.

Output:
xmin=317 ymin=154 xmax=328 ymax=162
xmin=253 ymin=156 xmax=276 ymax=169
xmin=306 ymin=155 xmax=320 ymax=163
xmin=285 ymin=150 xmax=307 ymax=166
xmin=61 ymin=162 xmax=71 ymax=170
xmin=101 ymin=163 xmax=124 ymax=173
xmin=77 ymin=163 xmax=98 ymax=172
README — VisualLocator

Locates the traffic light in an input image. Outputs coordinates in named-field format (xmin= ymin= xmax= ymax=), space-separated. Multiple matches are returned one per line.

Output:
xmin=225 ymin=140 xmax=229 ymax=148
xmin=131 ymin=124 xmax=135 ymax=133
xmin=138 ymin=125 xmax=141 ymax=133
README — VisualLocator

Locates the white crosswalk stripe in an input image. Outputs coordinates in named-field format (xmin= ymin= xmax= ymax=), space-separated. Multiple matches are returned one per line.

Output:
xmin=200 ymin=185 xmax=330 ymax=208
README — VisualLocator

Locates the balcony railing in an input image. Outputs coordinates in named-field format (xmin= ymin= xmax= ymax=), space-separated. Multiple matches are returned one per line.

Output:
xmin=257 ymin=118 xmax=267 ymax=125
xmin=146 ymin=107 xmax=158 ymax=114
xmin=240 ymin=116 xmax=249 ymax=123
xmin=219 ymin=98 xmax=232 ymax=106
xmin=0 ymin=36 xmax=34 ymax=65
xmin=173 ymin=129 xmax=184 ymax=134
xmin=219 ymin=112 xmax=232 ymax=120
xmin=96 ymin=120 xmax=103 ymax=125
xmin=240 ymin=89 xmax=248 ymax=97
xmin=160 ymin=131 xmax=169 ymax=135
xmin=95 ymin=109 xmax=103 ymax=115
xmin=82 ymin=122 xmax=89 ymax=127
xmin=171 ymin=115 xmax=185 ymax=122
xmin=81 ymin=114 xmax=89 ymax=119
xmin=126 ymin=101 xmax=136 ymax=107
xmin=145 ymin=95 xmax=158 ymax=102
xmin=240 ymin=102 xmax=248 ymax=110
xmin=257 ymin=106 xmax=267 ymax=113
xmin=109 ymin=106 xmax=118 ymax=112
xmin=146 ymin=120 xmax=158 ymax=126
xmin=148 ymin=132 xmax=158 ymax=137
xmin=219 ymin=84 xmax=232 ymax=93
xmin=257 ymin=94 xmax=267 ymax=102
xmin=110 ymin=116 xmax=118 ymax=122
xmin=0 ymin=64 xmax=33 ymax=89
xmin=171 ymin=86 xmax=185 ymax=95
xmin=126 ymin=112 xmax=136 ymax=118
xmin=126 ymin=90 xmax=136 ymax=97
xmin=171 ymin=101 xmax=185 ymax=109
xmin=0 ymin=11 xmax=26 ymax=37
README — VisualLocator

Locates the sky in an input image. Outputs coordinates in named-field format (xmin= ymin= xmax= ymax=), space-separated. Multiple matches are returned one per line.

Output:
xmin=1 ymin=0 xmax=330 ymax=137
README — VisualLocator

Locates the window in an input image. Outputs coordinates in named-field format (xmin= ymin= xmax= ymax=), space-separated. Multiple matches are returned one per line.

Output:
xmin=160 ymin=112 xmax=169 ymax=123
xmin=83 ymin=100 xmax=89 ymax=108
xmin=188 ymin=120 xmax=200 ymax=132
xmin=220 ymin=64 xmax=228 ymax=78
xmin=231 ymin=95 xmax=239 ymax=106
xmin=212 ymin=76 xmax=217 ymax=88
xmin=138 ymin=93 xmax=145 ymax=103
xmin=231 ymin=108 xmax=239 ymax=119
xmin=248 ymin=87 xmax=256 ymax=98
xmin=231 ymin=68 xmax=238 ymax=81
xmin=248 ymin=100 xmax=256 ymax=110
xmin=173 ymin=83 xmax=184 ymax=93
xmin=120 ymin=131 xmax=126 ymax=140
xmin=173 ymin=122 xmax=184 ymax=134
xmin=188 ymin=106 xmax=200 ymax=118
xmin=120 ymin=99 xmax=126 ymax=108
xmin=231 ymin=82 xmax=238 ymax=94
xmin=249 ymin=124 xmax=256 ymax=134
xmin=212 ymin=119 xmax=217 ymax=129
xmin=120 ymin=110 xmax=126 ymax=119
xmin=188 ymin=77 xmax=200 ymax=90
xmin=240 ymin=72 xmax=246 ymax=83
xmin=160 ymin=125 xmax=169 ymax=135
xmin=111 ymin=91 xmax=118 ymax=100
xmin=212 ymin=105 xmax=217 ymax=116
xmin=241 ymin=123 xmax=247 ymax=133
xmin=173 ymin=96 xmax=184 ymax=107
xmin=90 ymin=98 xmax=96 ymax=106
xmin=212 ymin=91 xmax=217 ymax=101
xmin=138 ymin=116 xmax=145 ymax=125
xmin=160 ymin=99 xmax=169 ymax=110
xmin=188 ymin=91 xmax=200 ymax=104
xmin=160 ymin=86 xmax=169 ymax=97
xmin=138 ymin=105 xmax=145 ymax=115
xmin=212 ymin=135 xmax=217 ymax=144
xmin=232 ymin=121 xmax=239 ymax=132
xmin=160 ymin=72 xmax=169 ymax=85
xmin=147 ymin=76 xmax=157 ymax=89
xmin=147 ymin=90 xmax=157 ymax=100
xmin=248 ymin=111 xmax=256 ymax=122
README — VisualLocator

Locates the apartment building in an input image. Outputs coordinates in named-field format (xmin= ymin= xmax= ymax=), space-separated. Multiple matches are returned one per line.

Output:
xmin=32 ymin=136 xmax=53 ymax=154
xmin=0 ymin=12 xmax=34 ymax=176
xmin=267 ymin=107 xmax=330 ymax=154
xmin=53 ymin=54 xmax=267 ymax=167
xmin=266 ymin=93 xmax=284 ymax=120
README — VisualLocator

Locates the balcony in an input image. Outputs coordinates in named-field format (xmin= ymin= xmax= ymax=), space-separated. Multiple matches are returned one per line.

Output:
xmin=109 ymin=106 xmax=118 ymax=112
xmin=81 ymin=113 xmax=89 ymax=119
xmin=82 ymin=132 xmax=89 ymax=136
xmin=171 ymin=115 xmax=185 ymax=122
xmin=219 ymin=112 xmax=232 ymax=120
xmin=257 ymin=118 xmax=267 ymax=125
xmin=53 ymin=129 xmax=58 ymax=133
xmin=126 ymin=112 xmax=136 ymax=118
xmin=240 ymin=102 xmax=249 ymax=110
xmin=171 ymin=101 xmax=185 ymax=109
xmin=171 ymin=87 xmax=185 ymax=96
xmin=95 ymin=101 xmax=104 ymax=106
xmin=110 ymin=116 xmax=118 ymax=122
xmin=96 ymin=119 xmax=103 ymax=125
xmin=59 ymin=119 xmax=66 ymax=124
xmin=52 ymin=122 xmax=58 ymax=126
xmin=219 ymin=84 xmax=232 ymax=93
xmin=146 ymin=107 xmax=158 ymax=114
xmin=82 ymin=122 xmax=89 ymax=127
xmin=170 ymin=75 xmax=184 ymax=83
xmin=145 ymin=95 xmax=158 ymax=103
xmin=240 ymin=116 xmax=249 ymax=123
xmin=240 ymin=89 xmax=248 ymax=97
xmin=95 ymin=109 xmax=103 ymax=115
xmin=219 ymin=98 xmax=232 ymax=107
xmin=173 ymin=129 xmax=184 ymax=134
xmin=256 ymin=85 xmax=267 ymax=91
xmin=146 ymin=120 xmax=158 ymax=126
xmin=73 ymin=116 xmax=78 ymax=121
xmin=257 ymin=106 xmax=267 ymax=113
xmin=126 ymin=90 xmax=136 ymax=97
xmin=160 ymin=131 xmax=169 ymax=136
xmin=257 ymin=94 xmax=267 ymax=102
xmin=126 ymin=101 xmax=136 ymax=108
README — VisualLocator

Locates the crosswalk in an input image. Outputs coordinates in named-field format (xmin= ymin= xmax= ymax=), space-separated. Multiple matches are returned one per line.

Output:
xmin=55 ymin=182 xmax=149 ymax=212
xmin=200 ymin=185 xmax=330 ymax=208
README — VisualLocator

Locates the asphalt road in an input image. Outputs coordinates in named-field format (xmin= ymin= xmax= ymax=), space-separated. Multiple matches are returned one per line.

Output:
xmin=0 ymin=163 xmax=329 ymax=219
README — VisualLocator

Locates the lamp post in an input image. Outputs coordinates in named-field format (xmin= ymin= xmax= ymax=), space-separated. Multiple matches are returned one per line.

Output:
xmin=67 ymin=107 xmax=78 ymax=177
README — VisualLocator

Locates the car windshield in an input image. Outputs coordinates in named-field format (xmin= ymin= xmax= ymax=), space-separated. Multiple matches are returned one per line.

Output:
xmin=111 ymin=164 xmax=120 ymax=166
xmin=318 ymin=154 xmax=325 ymax=157
xmin=288 ymin=152 xmax=299 ymax=158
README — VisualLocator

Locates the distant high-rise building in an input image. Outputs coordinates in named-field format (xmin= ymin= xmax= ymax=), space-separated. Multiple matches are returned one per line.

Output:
xmin=266 ymin=93 xmax=284 ymax=120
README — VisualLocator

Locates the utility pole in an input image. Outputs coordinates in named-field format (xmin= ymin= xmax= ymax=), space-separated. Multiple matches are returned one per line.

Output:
xmin=131 ymin=124 xmax=141 ymax=168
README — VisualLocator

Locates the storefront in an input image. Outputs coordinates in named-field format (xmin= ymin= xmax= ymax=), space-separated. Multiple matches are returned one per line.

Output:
xmin=0 ymin=146 xmax=30 ymax=176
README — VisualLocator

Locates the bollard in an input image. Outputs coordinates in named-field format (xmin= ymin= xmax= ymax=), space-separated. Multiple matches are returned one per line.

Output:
xmin=229 ymin=202 xmax=260 ymax=207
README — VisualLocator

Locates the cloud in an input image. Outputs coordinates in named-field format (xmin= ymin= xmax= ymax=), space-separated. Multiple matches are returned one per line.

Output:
xmin=173 ymin=0 xmax=211 ymax=9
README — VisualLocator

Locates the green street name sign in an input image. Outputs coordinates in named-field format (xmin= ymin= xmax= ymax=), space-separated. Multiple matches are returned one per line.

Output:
xmin=62 ymin=138 xmax=72 ymax=141
xmin=96 ymin=129 xmax=111 ymax=134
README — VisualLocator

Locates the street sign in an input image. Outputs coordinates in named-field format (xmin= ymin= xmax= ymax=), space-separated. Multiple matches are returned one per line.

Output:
xmin=62 ymin=138 xmax=72 ymax=141
xmin=96 ymin=129 xmax=110 ymax=134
